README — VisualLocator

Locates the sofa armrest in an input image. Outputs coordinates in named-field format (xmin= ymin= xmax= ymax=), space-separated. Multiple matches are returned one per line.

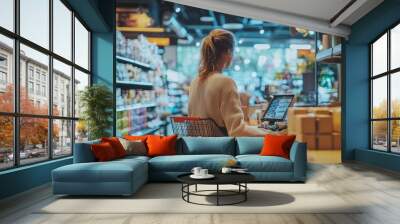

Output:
xmin=73 ymin=140 xmax=100 ymax=163
xmin=289 ymin=141 xmax=307 ymax=181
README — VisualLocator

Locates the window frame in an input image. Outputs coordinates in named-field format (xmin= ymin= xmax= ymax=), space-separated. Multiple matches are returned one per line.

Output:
xmin=370 ymin=20 xmax=400 ymax=154
xmin=0 ymin=0 xmax=92 ymax=171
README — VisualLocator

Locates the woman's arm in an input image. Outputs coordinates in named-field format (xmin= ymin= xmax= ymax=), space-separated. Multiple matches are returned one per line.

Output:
xmin=220 ymin=79 xmax=268 ymax=137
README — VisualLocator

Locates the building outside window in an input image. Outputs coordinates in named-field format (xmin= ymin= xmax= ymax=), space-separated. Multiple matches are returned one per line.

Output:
xmin=35 ymin=83 xmax=40 ymax=95
xmin=28 ymin=66 xmax=34 ymax=80
xmin=0 ymin=71 xmax=6 ymax=85
xmin=28 ymin=81 xmax=34 ymax=94
xmin=371 ymin=23 xmax=400 ymax=153
xmin=41 ymin=85 xmax=46 ymax=97
xmin=0 ymin=0 xmax=91 ymax=170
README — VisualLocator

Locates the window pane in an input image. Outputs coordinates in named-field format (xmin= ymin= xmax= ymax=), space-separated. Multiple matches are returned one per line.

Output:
xmin=0 ymin=116 xmax=13 ymax=170
xmin=372 ymin=33 xmax=387 ymax=76
xmin=74 ymin=69 xmax=89 ymax=118
xmin=53 ymin=0 xmax=72 ymax=60
xmin=391 ymin=120 xmax=400 ymax=153
xmin=0 ymin=35 xmax=14 ymax=112
xmin=53 ymin=59 xmax=72 ymax=117
xmin=391 ymin=72 xmax=400 ymax=118
xmin=20 ymin=0 xmax=49 ymax=49
xmin=20 ymin=44 xmax=49 ymax=115
xmin=391 ymin=24 xmax=400 ymax=70
xmin=372 ymin=76 xmax=387 ymax=119
xmin=75 ymin=120 xmax=88 ymax=143
xmin=74 ymin=18 xmax=89 ymax=70
xmin=20 ymin=117 xmax=49 ymax=165
xmin=372 ymin=121 xmax=388 ymax=151
xmin=53 ymin=119 xmax=72 ymax=157
xmin=0 ymin=0 xmax=14 ymax=31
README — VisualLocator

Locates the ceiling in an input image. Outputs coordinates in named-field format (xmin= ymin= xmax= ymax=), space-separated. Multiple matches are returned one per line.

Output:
xmin=166 ymin=0 xmax=384 ymax=37
xmin=163 ymin=3 xmax=316 ymax=44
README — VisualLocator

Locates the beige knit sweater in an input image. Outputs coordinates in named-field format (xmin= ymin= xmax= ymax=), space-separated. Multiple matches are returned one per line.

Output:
xmin=188 ymin=73 xmax=268 ymax=137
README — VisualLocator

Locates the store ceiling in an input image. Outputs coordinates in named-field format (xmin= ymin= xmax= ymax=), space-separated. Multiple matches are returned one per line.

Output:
xmin=166 ymin=0 xmax=384 ymax=37
xmin=158 ymin=1 xmax=316 ymax=44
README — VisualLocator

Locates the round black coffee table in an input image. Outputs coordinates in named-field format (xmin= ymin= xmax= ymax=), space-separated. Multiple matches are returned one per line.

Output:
xmin=177 ymin=173 xmax=255 ymax=206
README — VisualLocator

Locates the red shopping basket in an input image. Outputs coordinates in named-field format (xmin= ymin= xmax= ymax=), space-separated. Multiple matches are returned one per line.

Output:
xmin=170 ymin=116 xmax=227 ymax=137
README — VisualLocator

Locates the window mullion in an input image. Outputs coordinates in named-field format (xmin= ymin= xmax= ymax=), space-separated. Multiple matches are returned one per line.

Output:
xmin=388 ymin=30 xmax=392 ymax=152
xmin=71 ymin=10 xmax=76 ymax=155
xmin=48 ymin=0 xmax=54 ymax=160
xmin=13 ymin=0 xmax=21 ymax=167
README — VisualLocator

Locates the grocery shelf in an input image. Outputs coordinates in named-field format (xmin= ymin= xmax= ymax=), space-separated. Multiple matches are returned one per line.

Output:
xmin=130 ymin=122 xmax=168 ymax=135
xmin=116 ymin=55 xmax=155 ymax=70
xmin=116 ymin=103 xmax=157 ymax=112
xmin=116 ymin=80 xmax=154 ymax=90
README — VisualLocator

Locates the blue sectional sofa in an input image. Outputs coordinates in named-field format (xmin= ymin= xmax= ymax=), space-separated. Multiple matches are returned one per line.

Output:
xmin=52 ymin=137 xmax=307 ymax=196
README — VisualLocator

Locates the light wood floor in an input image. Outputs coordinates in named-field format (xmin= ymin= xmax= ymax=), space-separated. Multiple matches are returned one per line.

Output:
xmin=1 ymin=162 xmax=400 ymax=224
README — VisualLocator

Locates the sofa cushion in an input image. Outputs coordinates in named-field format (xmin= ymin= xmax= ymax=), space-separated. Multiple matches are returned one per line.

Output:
xmin=53 ymin=158 xmax=147 ymax=183
xmin=178 ymin=137 xmax=235 ymax=155
xmin=119 ymin=138 xmax=147 ymax=156
xmin=149 ymin=154 xmax=235 ymax=172
xmin=101 ymin=137 xmax=127 ymax=158
xmin=236 ymin=155 xmax=293 ymax=172
xmin=236 ymin=137 xmax=264 ymax=155
xmin=147 ymin=135 xmax=178 ymax=157
xmin=260 ymin=134 xmax=296 ymax=159
xmin=91 ymin=142 xmax=118 ymax=162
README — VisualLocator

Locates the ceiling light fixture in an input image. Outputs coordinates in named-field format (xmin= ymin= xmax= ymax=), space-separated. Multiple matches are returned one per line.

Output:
xmin=259 ymin=29 xmax=265 ymax=34
xmin=222 ymin=23 xmax=244 ymax=30
xmin=200 ymin=16 xmax=214 ymax=22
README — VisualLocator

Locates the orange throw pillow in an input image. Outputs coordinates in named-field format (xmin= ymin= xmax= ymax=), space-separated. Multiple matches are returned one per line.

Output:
xmin=91 ymin=142 xmax=117 ymax=162
xmin=146 ymin=135 xmax=177 ymax=157
xmin=260 ymin=134 xmax=296 ymax=159
xmin=101 ymin=137 xmax=126 ymax=158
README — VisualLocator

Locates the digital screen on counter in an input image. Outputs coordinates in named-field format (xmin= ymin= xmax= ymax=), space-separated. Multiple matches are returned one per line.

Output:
xmin=262 ymin=95 xmax=294 ymax=121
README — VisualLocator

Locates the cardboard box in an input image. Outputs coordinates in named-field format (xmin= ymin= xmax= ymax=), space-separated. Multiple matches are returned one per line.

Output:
xmin=332 ymin=108 xmax=341 ymax=133
xmin=318 ymin=134 xmax=333 ymax=150
xmin=287 ymin=108 xmax=309 ymax=134
xmin=296 ymin=134 xmax=317 ymax=150
xmin=295 ymin=115 xmax=316 ymax=134
xmin=333 ymin=132 xmax=341 ymax=149
xmin=316 ymin=115 xmax=333 ymax=134
xmin=312 ymin=107 xmax=332 ymax=115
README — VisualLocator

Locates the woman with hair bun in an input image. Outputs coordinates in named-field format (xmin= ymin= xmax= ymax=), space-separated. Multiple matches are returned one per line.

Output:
xmin=188 ymin=29 xmax=268 ymax=136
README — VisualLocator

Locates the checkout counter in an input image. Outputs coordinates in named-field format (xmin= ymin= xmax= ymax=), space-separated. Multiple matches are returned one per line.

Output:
xmin=244 ymin=95 xmax=341 ymax=150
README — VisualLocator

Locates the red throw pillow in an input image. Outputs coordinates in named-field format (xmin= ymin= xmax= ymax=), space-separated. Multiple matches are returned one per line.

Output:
xmin=146 ymin=135 xmax=177 ymax=157
xmin=91 ymin=142 xmax=117 ymax=162
xmin=260 ymin=134 xmax=296 ymax=159
xmin=101 ymin=137 xmax=126 ymax=158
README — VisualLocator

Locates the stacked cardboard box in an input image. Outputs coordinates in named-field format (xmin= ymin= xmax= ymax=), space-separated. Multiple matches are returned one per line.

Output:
xmin=288 ymin=107 xmax=341 ymax=150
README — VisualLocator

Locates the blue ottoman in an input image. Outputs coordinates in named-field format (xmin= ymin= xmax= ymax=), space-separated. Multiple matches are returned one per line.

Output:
xmin=52 ymin=156 xmax=148 ymax=196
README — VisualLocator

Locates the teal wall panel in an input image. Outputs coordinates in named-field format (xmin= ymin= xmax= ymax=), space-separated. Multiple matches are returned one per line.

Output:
xmin=0 ymin=158 xmax=72 ymax=199
xmin=344 ymin=0 xmax=400 ymax=171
